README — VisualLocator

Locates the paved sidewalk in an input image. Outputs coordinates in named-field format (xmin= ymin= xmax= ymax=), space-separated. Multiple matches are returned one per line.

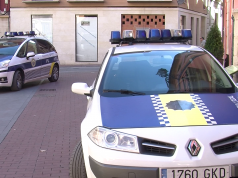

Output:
xmin=0 ymin=66 xmax=99 ymax=178
xmin=0 ymin=80 xmax=42 ymax=144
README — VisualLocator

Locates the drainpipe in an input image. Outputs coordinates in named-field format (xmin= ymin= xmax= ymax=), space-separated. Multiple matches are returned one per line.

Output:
xmin=222 ymin=3 xmax=224 ymax=44
xmin=231 ymin=15 xmax=235 ymax=65
xmin=8 ymin=15 xmax=10 ymax=31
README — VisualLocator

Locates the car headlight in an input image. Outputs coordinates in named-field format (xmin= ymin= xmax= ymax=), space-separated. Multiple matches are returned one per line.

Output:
xmin=88 ymin=127 xmax=139 ymax=153
xmin=0 ymin=60 xmax=11 ymax=68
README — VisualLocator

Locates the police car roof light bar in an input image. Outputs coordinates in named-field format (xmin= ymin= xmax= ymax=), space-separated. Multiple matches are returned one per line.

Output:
xmin=11 ymin=32 xmax=18 ymax=36
xmin=18 ymin=32 xmax=24 ymax=36
xmin=171 ymin=29 xmax=183 ymax=40
xmin=161 ymin=29 xmax=172 ymax=41
xmin=23 ymin=31 xmax=36 ymax=36
xmin=110 ymin=31 xmax=121 ymax=44
xmin=4 ymin=31 xmax=36 ymax=37
xmin=4 ymin=32 xmax=10 ymax=37
xmin=109 ymin=29 xmax=192 ymax=45
xmin=122 ymin=30 xmax=134 ymax=41
xmin=4 ymin=32 xmax=17 ymax=37
xmin=182 ymin=29 xmax=192 ymax=39
xmin=29 ymin=31 xmax=36 ymax=36
xmin=136 ymin=30 xmax=146 ymax=42
xmin=149 ymin=29 xmax=161 ymax=40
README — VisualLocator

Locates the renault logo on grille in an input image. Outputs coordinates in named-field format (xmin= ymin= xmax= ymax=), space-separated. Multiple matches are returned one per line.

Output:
xmin=187 ymin=139 xmax=201 ymax=156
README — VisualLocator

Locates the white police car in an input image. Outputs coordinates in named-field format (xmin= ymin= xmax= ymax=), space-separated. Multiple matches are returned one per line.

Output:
xmin=0 ymin=31 xmax=59 ymax=91
xmin=70 ymin=29 xmax=238 ymax=178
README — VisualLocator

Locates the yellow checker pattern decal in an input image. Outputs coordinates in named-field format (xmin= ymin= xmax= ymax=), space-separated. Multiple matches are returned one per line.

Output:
xmin=159 ymin=94 xmax=207 ymax=126
xmin=151 ymin=94 xmax=217 ymax=127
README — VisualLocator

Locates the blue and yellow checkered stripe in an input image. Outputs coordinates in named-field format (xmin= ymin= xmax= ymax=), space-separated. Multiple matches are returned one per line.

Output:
xmin=151 ymin=95 xmax=171 ymax=127
xmin=150 ymin=94 xmax=217 ymax=127
xmin=190 ymin=94 xmax=217 ymax=125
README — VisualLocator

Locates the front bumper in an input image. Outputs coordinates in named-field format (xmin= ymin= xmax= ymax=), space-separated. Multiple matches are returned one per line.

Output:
xmin=89 ymin=156 xmax=159 ymax=178
xmin=90 ymin=157 xmax=238 ymax=178
xmin=0 ymin=70 xmax=14 ymax=87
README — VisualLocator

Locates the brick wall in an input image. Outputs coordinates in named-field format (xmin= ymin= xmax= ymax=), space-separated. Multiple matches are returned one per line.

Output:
xmin=121 ymin=14 xmax=165 ymax=38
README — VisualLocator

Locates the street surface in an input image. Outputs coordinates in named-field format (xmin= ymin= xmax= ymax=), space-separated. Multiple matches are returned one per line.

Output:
xmin=0 ymin=66 xmax=99 ymax=178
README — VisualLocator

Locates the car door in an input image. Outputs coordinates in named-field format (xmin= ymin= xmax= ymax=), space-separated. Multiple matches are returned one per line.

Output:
xmin=25 ymin=39 xmax=41 ymax=80
xmin=17 ymin=39 xmax=41 ymax=82
xmin=36 ymin=39 xmax=57 ymax=77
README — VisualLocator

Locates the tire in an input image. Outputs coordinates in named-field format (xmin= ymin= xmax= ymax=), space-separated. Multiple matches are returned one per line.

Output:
xmin=70 ymin=141 xmax=87 ymax=178
xmin=48 ymin=65 xmax=59 ymax=82
xmin=11 ymin=70 xmax=23 ymax=91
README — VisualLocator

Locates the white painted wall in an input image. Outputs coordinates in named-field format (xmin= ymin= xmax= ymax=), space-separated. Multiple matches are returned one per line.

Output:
xmin=178 ymin=8 xmax=206 ymax=46
xmin=10 ymin=7 xmax=205 ymax=65
xmin=0 ymin=16 xmax=9 ymax=37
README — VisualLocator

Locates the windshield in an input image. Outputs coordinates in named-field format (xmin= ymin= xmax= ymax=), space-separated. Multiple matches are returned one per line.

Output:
xmin=0 ymin=38 xmax=25 ymax=55
xmin=99 ymin=50 xmax=236 ymax=97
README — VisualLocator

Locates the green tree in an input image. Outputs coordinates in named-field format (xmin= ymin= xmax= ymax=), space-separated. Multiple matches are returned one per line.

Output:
xmin=204 ymin=24 xmax=224 ymax=60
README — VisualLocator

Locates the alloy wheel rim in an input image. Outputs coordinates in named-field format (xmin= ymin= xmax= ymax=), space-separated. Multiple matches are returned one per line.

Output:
xmin=53 ymin=67 xmax=59 ymax=80
xmin=17 ymin=73 xmax=22 ymax=88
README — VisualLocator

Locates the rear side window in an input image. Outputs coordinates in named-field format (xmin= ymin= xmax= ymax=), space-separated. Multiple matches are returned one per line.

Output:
xmin=36 ymin=39 xmax=56 ymax=54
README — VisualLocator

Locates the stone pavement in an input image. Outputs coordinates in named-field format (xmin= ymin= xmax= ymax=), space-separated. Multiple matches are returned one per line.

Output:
xmin=0 ymin=66 xmax=99 ymax=178
xmin=0 ymin=80 xmax=40 ymax=144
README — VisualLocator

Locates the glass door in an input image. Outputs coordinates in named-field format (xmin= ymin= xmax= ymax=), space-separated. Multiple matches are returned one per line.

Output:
xmin=76 ymin=15 xmax=98 ymax=62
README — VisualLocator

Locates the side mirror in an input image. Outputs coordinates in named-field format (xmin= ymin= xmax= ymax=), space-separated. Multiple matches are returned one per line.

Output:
xmin=71 ymin=82 xmax=91 ymax=96
xmin=26 ymin=52 xmax=35 ymax=59
xmin=225 ymin=65 xmax=238 ymax=75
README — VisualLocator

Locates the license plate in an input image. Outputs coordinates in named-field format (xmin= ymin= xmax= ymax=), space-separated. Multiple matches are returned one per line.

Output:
xmin=161 ymin=166 xmax=229 ymax=178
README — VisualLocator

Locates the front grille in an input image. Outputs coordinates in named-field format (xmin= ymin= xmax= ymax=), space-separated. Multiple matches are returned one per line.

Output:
xmin=138 ymin=138 xmax=176 ymax=156
xmin=211 ymin=134 xmax=238 ymax=155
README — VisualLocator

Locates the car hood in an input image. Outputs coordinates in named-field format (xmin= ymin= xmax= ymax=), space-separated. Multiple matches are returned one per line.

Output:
xmin=100 ymin=93 xmax=238 ymax=128
xmin=0 ymin=55 xmax=13 ymax=62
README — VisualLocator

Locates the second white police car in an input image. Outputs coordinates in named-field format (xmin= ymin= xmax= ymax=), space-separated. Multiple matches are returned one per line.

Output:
xmin=71 ymin=29 xmax=238 ymax=178
xmin=0 ymin=31 xmax=59 ymax=91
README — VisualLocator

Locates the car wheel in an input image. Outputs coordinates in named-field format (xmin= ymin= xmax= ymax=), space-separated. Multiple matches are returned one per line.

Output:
xmin=11 ymin=70 xmax=23 ymax=91
xmin=48 ymin=65 xmax=59 ymax=82
xmin=70 ymin=141 xmax=87 ymax=178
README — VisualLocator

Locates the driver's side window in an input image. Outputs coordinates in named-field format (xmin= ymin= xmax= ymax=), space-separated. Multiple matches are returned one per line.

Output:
xmin=17 ymin=40 xmax=37 ymax=58
xmin=17 ymin=42 xmax=27 ymax=58
xmin=27 ymin=40 xmax=37 ymax=54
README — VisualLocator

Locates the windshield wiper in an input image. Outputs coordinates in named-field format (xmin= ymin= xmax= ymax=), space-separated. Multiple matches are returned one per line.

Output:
xmin=173 ymin=90 xmax=189 ymax=93
xmin=167 ymin=90 xmax=190 ymax=94
xmin=103 ymin=89 xmax=145 ymax=95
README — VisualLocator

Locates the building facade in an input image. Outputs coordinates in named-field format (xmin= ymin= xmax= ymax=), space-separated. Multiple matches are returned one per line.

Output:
xmin=9 ymin=0 xmax=220 ymax=65
xmin=231 ymin=0 xmax=238 ymax=68
xmin=223 ymin=0 xmax=238 ymax=82
xmin=234 ymin=0 xmax=238 ymax=69
xmin=223 ymin=0 xmax=235 ymax=67
xmin=0 ymin=0 xmax=10 ymax=37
